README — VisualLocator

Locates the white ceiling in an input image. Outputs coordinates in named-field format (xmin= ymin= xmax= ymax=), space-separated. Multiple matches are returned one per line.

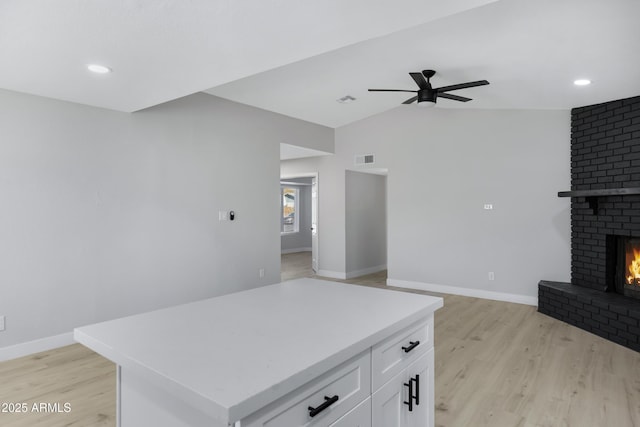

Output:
xmin=2 ymin=0 xmax=639 ymax=131
xmin=208 ymin=0 xmax=640 ymax=127
xmin=0 ymin=0 xmax=494 ymax=112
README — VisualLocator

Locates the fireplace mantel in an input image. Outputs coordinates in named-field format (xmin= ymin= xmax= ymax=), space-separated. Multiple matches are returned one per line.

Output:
xmin=558 ymin=188 xmax=640 ymax=198
xmin=558 ymin=187 xmax=640 ymax=214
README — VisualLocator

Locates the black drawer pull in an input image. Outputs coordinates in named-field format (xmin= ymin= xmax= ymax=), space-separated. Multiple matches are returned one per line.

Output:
xmin=403 ymin=380 xmax=414 ymax=411
xmin=308 ymin=395 xmax=339 ymax=417
xmin=402 ymin=340 xmax=420 ymax=353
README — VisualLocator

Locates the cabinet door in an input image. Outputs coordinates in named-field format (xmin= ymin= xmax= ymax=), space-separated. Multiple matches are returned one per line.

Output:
xmin=405 ymin=350 xmax=433 ymax=427
xmin=329 ymin=397 xmax=371 ymax=427
xmin=371 ymin=350 xmax=433 ymax=427
xmin=371 ymin=373 xmax=405 ymax=427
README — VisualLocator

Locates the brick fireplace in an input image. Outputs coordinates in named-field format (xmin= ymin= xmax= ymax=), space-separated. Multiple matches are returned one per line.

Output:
xmin=538 ymin=95 xmax=640 ymax=352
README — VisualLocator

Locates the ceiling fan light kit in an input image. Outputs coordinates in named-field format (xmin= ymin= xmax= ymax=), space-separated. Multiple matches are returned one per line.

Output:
xmin=417 ymin=100 xmax=436 ymax=107
xmin=417 ymin=90 xmax=437 ymax=105
xmin=369 ymin=69 xmax=489 ymax=107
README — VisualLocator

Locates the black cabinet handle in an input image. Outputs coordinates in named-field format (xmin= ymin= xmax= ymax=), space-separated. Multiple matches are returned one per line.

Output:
xmin=308 ymin=395 xmax=338 ymax=418
xmin=405 ymin=374 xmax=420 ymax=412
xmin=403 ymin=380 xmax=414 ymax=412
xmin=402 ymin=340 xmax=420 ymax=353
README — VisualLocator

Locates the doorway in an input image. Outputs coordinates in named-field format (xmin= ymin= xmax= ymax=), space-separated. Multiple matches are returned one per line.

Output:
xmin=280 ymin=173 xmax=318 ymax=281
xmin=345 ymin=169 xmax=387 ymax=280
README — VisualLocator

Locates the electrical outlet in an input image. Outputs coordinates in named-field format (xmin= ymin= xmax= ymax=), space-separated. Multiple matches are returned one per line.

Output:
xmin=259 ymin=268 xmax=265 ymax=278
xmin=484 ymin=204 xmax=493 ymax=210
xmin=488 ymin=272 xmax=495 ymax=281
xmin=0 ymin=315 xmax=5 ymax=332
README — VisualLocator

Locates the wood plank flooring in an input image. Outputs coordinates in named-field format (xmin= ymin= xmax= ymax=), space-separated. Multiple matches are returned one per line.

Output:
xmin=0 ymin=251 xmax=638 ymax=426
xmin=0 ymin=344 xmax=115 ymax=427
xmin=433 ymin=291 xmax=640 ymax=427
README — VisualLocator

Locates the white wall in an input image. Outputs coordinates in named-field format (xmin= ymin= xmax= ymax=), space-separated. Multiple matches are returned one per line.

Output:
xmin=345 ymin=171 xmax=387 ymax=277
xmin=283 ymin=107 xmax=571 ymax=301
xmin=0 ymin=89 xmax=333 ymax=351
xmin=281 ymin=183 xmax=312 ymax=252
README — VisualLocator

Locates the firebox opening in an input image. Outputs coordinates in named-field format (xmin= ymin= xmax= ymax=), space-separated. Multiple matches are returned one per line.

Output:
xmin=623 ymin=238 xmax=640 ymax=300
xmin=625 ymin=241 xmax=640 ymax=286
xmin=612 ymin=236 xmax=640 ymax=300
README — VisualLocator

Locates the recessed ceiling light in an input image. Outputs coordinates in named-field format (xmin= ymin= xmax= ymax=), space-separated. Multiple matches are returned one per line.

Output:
xmin=574 ymin=79 xmax=591 ymax=86
xmin=87 ymin=64 xmax=112 ymax=74
xmin=337 ymin=95 xmax=356 ymax=104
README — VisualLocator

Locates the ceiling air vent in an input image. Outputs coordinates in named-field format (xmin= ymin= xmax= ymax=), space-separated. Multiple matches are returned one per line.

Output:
xmin=354 ymin=154 xmax=375 ymax=166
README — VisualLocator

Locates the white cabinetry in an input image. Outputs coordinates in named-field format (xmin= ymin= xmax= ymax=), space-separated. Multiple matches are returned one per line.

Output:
xmin=329 ymin=397 xmax=371 ymax=427
xmin=371 ymin=343 xmax=434 ymax=427
xmin=371 ymin=369 xmax=405 ymax=427
xmin=74 ymin=279 xmax=442 ymax=427
xmin=242 ymin=317 xmax=435 ymax=427
xmin=371 ymin=317 xmax=432 ymax=390
xmin=242 ymin=351 xmax=370 ymax=427
xmin=404 ymin=351 xmax=434 ymax=427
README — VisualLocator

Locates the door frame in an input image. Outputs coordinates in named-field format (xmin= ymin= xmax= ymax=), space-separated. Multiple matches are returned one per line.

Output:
xmin=280 ymin=172 xmax=319 ymax=274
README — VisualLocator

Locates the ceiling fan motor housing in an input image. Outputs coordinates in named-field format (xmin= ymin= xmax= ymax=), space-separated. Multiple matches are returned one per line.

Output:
xmin=418 ymin=89 xmax=437 ymax=103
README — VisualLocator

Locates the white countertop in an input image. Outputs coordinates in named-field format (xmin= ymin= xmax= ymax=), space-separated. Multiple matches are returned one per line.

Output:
xmin=74 ymin=278 xmax=443 ymax=424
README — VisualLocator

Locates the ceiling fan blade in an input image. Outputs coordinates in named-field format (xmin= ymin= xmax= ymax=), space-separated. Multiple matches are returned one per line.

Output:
xmin=437 ymin=92 xmax=472 ymax=102
xmin=402 ymin=96 xmax=418 ymax=105
xmin=436 ymin=80 xmax=489 ymax=93
xmin=368 ymin=89 xmax=417 ymax=92
xmin=409 ymin=72 xmax=429 ymax=89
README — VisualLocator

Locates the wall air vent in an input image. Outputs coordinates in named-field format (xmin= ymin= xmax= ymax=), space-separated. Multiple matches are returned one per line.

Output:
xmin=354 ymin=154 xmax=375 ymax=165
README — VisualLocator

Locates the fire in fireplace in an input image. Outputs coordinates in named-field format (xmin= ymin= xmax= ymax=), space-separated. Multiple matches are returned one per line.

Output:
xmin=623 ymin=239 xmax=640 ymax=299
xmin=626 ymin=245 xmax=640 ymax=285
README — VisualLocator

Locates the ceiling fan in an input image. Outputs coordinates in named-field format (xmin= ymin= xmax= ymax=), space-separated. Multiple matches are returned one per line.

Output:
xmin=368 ymin=70 xmax=489 ymax=107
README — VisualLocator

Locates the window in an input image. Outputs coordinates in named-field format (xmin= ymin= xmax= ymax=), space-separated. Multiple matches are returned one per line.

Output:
xmin=281 ymin=187 xmax=298 ymax=233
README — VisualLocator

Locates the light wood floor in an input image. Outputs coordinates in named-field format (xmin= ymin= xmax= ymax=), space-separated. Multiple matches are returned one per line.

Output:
xmin=1 ymin=252 xmax=639 ymax=426
xmin=0 ymin=343 xmax=115 ymax=426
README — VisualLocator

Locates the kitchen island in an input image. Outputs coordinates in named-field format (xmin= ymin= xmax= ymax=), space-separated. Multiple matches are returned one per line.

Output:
xmin=75 ymin=278 xmax=443 ymax=427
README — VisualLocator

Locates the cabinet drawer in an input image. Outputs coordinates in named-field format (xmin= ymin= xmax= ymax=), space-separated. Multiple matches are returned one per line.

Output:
xmin=371 ymin=316 xmax=432 ymax=391
xmin=329 ymin=396 xmax=371 ymax=427
xmin=243 ymin=350 xmax=371 ymax=427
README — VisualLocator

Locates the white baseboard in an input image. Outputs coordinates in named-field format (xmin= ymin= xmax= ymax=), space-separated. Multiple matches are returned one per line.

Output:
xmin=281 ymin=247 xmax=312 ymax=254
xmin=387 ymin=278 xmax=538 ymax=306
xmin=0 ymin=332 xmax=74 ymax=362
xmin=317 ymin=270 xmax=347 ymax=280
xmin=346 ymin=264 xmax=387 ymax=280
